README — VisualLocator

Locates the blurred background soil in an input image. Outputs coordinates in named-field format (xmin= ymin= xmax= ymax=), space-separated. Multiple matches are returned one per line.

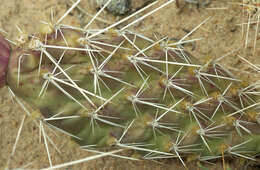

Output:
xmin=1 ymin=0 xmax=260 ymax=169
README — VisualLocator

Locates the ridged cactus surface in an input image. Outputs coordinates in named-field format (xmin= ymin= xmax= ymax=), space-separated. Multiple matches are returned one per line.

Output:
xmin=3 ymin=19 xmax=260 ymax=167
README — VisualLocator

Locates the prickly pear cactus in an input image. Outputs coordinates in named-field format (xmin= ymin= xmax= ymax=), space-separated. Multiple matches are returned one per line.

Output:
xmin=2 ymin=23 xmax=260 ymax=166
xmin=1 ymin=1 xmax=260 ymax=168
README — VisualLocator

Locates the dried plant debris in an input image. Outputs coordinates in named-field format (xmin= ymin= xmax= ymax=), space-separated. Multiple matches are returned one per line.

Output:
xmin=177 ymin=0 xmax=211 ymax=8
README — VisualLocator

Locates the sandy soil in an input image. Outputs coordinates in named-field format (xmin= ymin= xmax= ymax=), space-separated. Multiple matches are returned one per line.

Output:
xmin=1 ymin=0 xmax=260 ymax=169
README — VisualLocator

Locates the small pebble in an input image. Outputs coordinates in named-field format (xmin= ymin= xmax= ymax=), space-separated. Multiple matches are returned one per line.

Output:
xmin=95 ymin=0 xmax=130 ymax=15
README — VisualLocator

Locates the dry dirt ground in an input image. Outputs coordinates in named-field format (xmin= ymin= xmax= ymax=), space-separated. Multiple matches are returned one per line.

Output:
xmin=1 ymin=0 xmax=260 ymax=169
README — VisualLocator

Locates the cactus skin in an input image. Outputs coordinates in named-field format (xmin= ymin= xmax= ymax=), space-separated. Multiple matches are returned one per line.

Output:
xmin=0 ymin=34 xmax=11 ymax=88
xmin=4 ymin=24 xmax=260 ymax=166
